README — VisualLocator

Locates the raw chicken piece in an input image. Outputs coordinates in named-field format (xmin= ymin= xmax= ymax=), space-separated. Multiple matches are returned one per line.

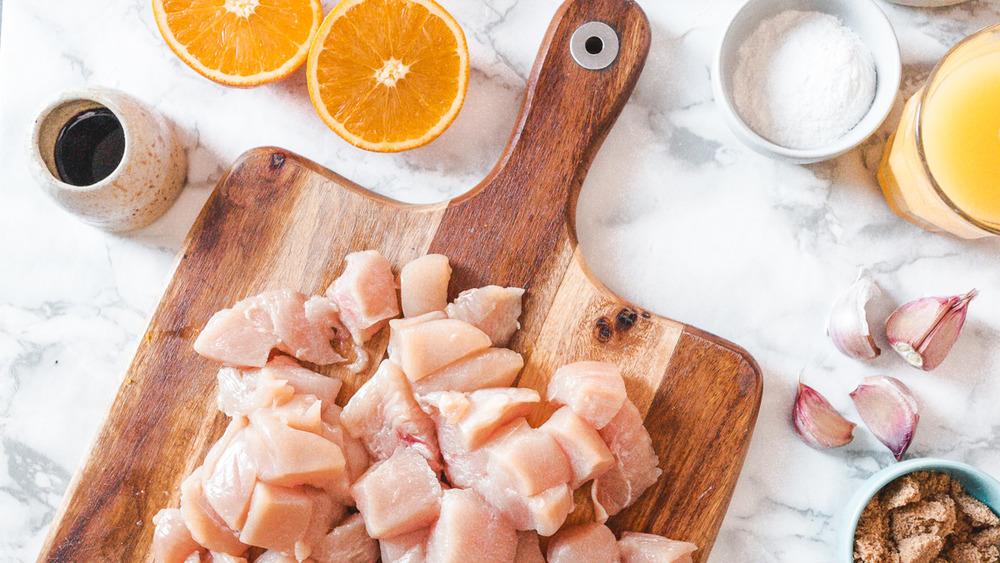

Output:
xmin=320 ymin=422 xmax=371 ymax=486
xmin=216 ymin=357 xmax=341 ymax=418
xmin=592 ymin=400 xmax=662 ymax=522
xmin=340 ymin=360 xmax=440 ymax=470
xmin=206 ymin=552 xmax=247 ymax=563
xmin=379 ymin=527 xmax=429 ymax=563
xmin=513 ymin=531 xmax=545 ymax=563
xmin=540 ymin=406 xmax=615 ymax=488
xmin=254 ymin=551 xmax=299 ymax=563
xmin=296 ymin=487 xmax=347 ymax=561
xmin=194 ymin=289 xmax=344 ymax=367
xmin=400 ymin=254 xmax=451 ymax=318
xmin=202 ymin=422 xmax=257 ymax=531
xmin=445 ymin=286 xmax=524 ymax=347
xmin=425 ymin=488 xmax=517 ymax=563
xmin=238 ymin=481 xmax=313 ymax=553
xmin=547 ymin=361 xmax=627 ymax=430
xmin=311 ymin=513 xmax=380 ymax=563
xmin=388 ymin=318 xmax=492 ymax=381
xmin=327 ymin=250 xmax=400 ymax=343
xmin=486 ymin=419 xmax=573 ymax=496
xmin=546 ymin=523 xmax=619 ymax=563
xmin=246 ymin=410 xmax=346 ymax=491
xmin=352 ymin=447 xmax=443 ymax=538
xmin=411 ymin=348 xmax=524 ymax=394
xmin=180 ymin=467 xmax=247 ymax=556
xmin=618 ymin=532 xmax=698 ymax=563
xmin=216 ymin=366 xmax=294 ymax=417
xmin=419 ymin=388 xmax=540 ymax=450
xmin=152 ymin=508 xmax=203 ymax=563
xmin=477 ymin=477 xmax=575 ymax=536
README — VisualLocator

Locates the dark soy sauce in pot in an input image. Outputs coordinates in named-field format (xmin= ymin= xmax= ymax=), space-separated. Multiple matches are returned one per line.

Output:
xmin=53 ymin=107 xmax=125 ymax=186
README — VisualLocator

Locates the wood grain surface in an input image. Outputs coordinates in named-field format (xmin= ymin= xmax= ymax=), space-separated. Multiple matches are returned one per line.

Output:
xmin=39 ymin=0 xmax=762 ymax=561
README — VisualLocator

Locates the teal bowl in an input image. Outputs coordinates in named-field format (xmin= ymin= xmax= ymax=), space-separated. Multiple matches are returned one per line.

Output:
xmin=838 ymin=458 xmax=1000 ymax=560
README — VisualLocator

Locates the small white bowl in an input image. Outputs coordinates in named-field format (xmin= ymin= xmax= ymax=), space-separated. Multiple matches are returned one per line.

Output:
xmin=712 ymin=0 xmax=901 ymax=164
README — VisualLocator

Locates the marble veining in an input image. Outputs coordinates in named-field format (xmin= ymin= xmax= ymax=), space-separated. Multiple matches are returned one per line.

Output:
xmin=2 ymin=0 xmax=999 ymax=561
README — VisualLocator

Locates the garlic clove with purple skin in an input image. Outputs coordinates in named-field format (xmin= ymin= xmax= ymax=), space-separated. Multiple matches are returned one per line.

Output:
xmin=886 ymin=289 xmax=978 ymax=370
xmin=828 ymin=274 xmax=882 ymax=361
xmin=793 ymin=381 xmax=856 ymax=449
xmin=850 ymin=376 xmax=919 ymax=461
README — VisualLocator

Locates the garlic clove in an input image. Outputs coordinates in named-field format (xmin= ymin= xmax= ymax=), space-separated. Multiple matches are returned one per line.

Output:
xmin=886 ymin=289 xmax=978 ymax=370
xmin=850 ymin=376 xmax=919 ymax=461
xmin=828 ymin=274 xmax=882 ymax=361
xmin=793 ymin=381 xmax=856 ymax=449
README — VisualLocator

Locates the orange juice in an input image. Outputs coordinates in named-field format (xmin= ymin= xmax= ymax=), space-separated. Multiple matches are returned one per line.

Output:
xmin=879 ymin=24 xmax=1000 ymax=238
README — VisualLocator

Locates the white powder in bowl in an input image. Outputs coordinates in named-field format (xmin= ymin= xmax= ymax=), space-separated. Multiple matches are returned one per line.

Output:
xmin=732 ymin=10 xmax=877 ymax=150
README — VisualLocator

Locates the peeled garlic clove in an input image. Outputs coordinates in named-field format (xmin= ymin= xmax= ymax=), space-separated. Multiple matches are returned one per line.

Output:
xmin=886 ymin=289 xmax=978 ymax=370
xmin=828 ymin=274 xmax=882 ymax=360
xmin=850 ymin=376 xmax=919 ymax=461
xmin=793 ymin=381 xmax=856 ymax=449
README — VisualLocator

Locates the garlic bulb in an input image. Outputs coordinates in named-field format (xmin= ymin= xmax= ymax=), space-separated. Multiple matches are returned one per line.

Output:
xmin=885 ymin=289 xmax=978 ymax=370
xmin=850 ymin=376 xmax=919 ymax=461
xmin=828 ymin=274 xmax=882 ymax=361
xmin=793 ymin=381 xmax=856 ymax=449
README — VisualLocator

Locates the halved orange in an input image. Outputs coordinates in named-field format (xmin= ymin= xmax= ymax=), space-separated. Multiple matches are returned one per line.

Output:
xmin=306 ymin=0 xmax=469 ymax=152
xmin=152 ymin=0 xmax=322 ymax=87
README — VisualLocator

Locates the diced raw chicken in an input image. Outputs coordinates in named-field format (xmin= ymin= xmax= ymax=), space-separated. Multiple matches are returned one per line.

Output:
xmin=400 ymin=254 xmax=451 ymax=318
xmin=425 ymin=488 xmax=517 ymax=563
xmin=253 ymin=551 xmax=299 ymax=563
xmin=547 ymin=361 xmax=627 ymax=430
xmin=152 ymin=508 xmax=203 ymax=563
xmin=546 ymin=523 xmax=619 ymax=563
xmin=296 ymin=487 xmax=347 ymax=561
xmin=327 ymin=250 xmax=400 ymax=343
xmin=341 ymin=360 xmax=441 ymax=470
xmin=420 ymin=389 xmax=540 ymax=450
xmin=388 ymin=318 xmax=492 ymax=381
xmin=216 ymin=357 xmax=341 ymax=418
xmin=320 ymin=421 xmax=371 ymax=486
xmin=194 ymin=289 xmax=345 ymax=367
xmin=379 ymin=527 xmax=429 ymax=563
xmin=592 ymin=400 xmax=662 ymax=522
xmin=238 ymin=481 xmax=313 ymax=553
xmin=216 ymin=366 xmax=294 ymax=417
xmin=486 ymin=419 xmax=572 ymax=497
xmin=618 ymin=532 xmax=698 ymax=563
xmin=432 ymin=409 xmax=489 ymax=489
xmin=540 ymin=406 xmax=614 ymax=488
xmin=445 ymin=286 xmax=524 ymax=347
xmin=246 ymin=410 xmax=347 ymax=491
xmin=202 ymin=421 xmax=257 ymax=531
xmin=311 ymin=513 xmax=380 ymax=563
xmin=180 ymin=467 xmax=247 ymax=556
xmin=352 ymin=448 xmax=443 ymax=539
xmin=513 ymin=531 xmax=545 ymax=563
xmin=476 ymin=475 xmax=575 ymax=536
xmin=206 ymin=552 xmax=247 ymax=563
xmin=412 ymin=348 xmax=524 ymax=394
xmin=263 ymin=356 xmax=343 ymax=406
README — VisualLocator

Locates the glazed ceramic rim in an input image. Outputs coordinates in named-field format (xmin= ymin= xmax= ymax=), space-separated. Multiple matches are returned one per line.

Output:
xmin=837 ymin=458 xmax=1000 ymax=561
xmin=913 ymin=23 xmax=1000 ymax=235
xmin=30 ymin=88 xmax=132 ymax=193
xmin=712 ymin=0 xmax=902 ymax=164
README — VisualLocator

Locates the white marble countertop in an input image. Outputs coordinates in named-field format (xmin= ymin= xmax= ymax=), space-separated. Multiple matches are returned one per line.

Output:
xmin=2 ymin=0 xmax=1000 ymax=561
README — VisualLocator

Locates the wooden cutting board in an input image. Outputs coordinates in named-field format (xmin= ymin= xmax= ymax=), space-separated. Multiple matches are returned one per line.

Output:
xmin=39 ymin=0 xmax=762 ymax=561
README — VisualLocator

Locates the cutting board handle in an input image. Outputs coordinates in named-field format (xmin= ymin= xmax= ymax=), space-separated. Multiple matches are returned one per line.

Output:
xmin=470 ymin=0 xmax=650 ymax=204
xmin=431 ymin=0 xmax=650 ymax=289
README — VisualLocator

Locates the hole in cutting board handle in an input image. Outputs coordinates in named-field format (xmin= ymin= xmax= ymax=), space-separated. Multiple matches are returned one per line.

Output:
xmin=570 ymin=21 xmax=619 ymax=70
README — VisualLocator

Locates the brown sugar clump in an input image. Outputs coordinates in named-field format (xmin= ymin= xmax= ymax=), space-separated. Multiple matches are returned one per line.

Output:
xmin=854 ymin=470 xmax=1000 ymax=563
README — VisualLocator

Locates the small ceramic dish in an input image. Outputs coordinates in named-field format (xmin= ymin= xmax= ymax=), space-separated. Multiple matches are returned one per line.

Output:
xmin=712 ymin=0 xmax=901 ymax=164
xmin=837 ymin=458 xmax=1000 ymax=561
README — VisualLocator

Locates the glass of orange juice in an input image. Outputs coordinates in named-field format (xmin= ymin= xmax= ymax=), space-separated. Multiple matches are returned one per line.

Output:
xmin=879 ymin=23 xmax=1000 ymax=239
